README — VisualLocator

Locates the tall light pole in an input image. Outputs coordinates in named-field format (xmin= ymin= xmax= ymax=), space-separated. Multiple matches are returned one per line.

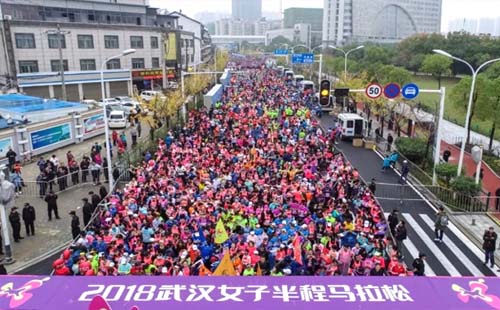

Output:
xmin=433 ymin=49 xmax=500 ymax=176
xmin=101 ymin=49 xmax=136 ymax=192
xmin=328 ymin=45 xmax=364 ymax=81
xmin=46 ymin=24 xmax=70 ymax=100
xmin=311 ymin=45 xmax=323 ymax=86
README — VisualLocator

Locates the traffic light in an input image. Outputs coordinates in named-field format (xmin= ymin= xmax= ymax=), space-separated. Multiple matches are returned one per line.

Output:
xmin=319 ymin=80 xmax=331 ymax=107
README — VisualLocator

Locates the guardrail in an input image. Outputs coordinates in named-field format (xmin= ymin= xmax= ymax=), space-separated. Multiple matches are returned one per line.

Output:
xmin=372 ymin=136 xmax=496 ymax=212
xmin=49 ymin=168 xmax=133 ymax=275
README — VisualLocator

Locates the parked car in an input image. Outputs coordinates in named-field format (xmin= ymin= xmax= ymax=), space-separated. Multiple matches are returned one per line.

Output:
xmin=105 ymin=104 xmax=130 ymax=117
xmin=108 ymin=110 xmax=127 ymax=129
xmin=81 ymin=99 xmax=101 ymax=108
xmin=98 ymin=98 xmax=120 ymax=106
xmin=140 ymin=90 xmax=165 ymax=102
xmin=166 ymin=81 xmax=179 ymax=89
xmin=115 ymin=96 xmax=142 ymax=113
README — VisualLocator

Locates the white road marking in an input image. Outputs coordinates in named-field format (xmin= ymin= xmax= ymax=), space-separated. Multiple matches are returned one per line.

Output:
xmin=402 ymin=213 xmax=461 ymax=276
xmin=420 ymin=214 xmax=485 ymax=276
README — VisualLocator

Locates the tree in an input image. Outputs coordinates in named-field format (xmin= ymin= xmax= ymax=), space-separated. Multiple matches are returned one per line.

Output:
xmin=477 ymin=77 xmax=500 ymax=151
xmin=485 ymin=62 xmax=500 ymax=79
xmin=377 ymin=65 xmax=412 ymax=86
xmin=421 ymin=54 xmax=453 ymax=88
xmin=394 ymin=137 xmax=427 ymax=164
xmin=435 ymin=163 xmax=460 ymax=186
xmin=450 ymin=74 xmax=490 ymax=144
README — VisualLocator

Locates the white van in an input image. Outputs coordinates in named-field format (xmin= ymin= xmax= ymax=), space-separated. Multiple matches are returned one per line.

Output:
xmin=284 ymin=70 xmax=294 ymax=81
xmin=337 ymin=113 xmax=367 ymax=140
xmin=294 ymin=75 xmax=305 ymax=86
xmin=108 ymin=110 xmax=127 ymax=129
xmin=299 ymin=80 xmax=315 ymax=93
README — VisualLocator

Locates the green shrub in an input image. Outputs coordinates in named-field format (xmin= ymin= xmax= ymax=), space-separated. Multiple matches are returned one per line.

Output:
xmin=434 ymin=163 xmax=459 ymax=186
xmin=450 ymin=175 xmax=481 ymax=196
xmin=395 ymin=137 xmax=427 ymax=164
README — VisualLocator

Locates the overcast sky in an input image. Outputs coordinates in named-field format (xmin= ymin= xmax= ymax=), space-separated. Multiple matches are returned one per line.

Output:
xmin=150 ymin=0 xmax=500 ymax=32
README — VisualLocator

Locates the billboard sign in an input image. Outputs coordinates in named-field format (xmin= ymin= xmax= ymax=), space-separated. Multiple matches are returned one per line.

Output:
xmin=30 ymin=123 xmax=72 ymax=150
xmin=83 ymin=114 xmax=105 ymax=135
xmin=0 ymin=137 xmax=13 ymax=158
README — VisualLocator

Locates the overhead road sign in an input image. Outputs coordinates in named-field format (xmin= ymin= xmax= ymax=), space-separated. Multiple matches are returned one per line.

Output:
xmin=292 ymin=53 xmax=314 ymax=64
xmin=274 ymin=49 xmax=289 ymax=56
xmin=365 ymin=83 xmax=382 ymax=99
xmin=402 ymin=83 xmax=420 ymax=100
xmin=384 ymin=83 xmax=401 ymax=99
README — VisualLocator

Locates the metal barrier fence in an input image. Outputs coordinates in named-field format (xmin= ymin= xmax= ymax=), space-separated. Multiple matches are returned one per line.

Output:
xmin=373 ymin=181 xmax=499 ymax=213
xmin=49 ymin=168 xmax=133 ymax=275
xmin=15 ymin=162 xmax=130 ymax=198
xmin=372 ymin=136 xmax=497 ymax=213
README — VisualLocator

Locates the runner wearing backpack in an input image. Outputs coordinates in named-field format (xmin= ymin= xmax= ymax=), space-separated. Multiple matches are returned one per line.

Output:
xmin=434 ymin=206 xmax=449 ymax=243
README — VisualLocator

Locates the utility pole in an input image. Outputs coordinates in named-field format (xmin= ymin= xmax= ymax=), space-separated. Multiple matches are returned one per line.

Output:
xmin=46 ymin=24 xmax=70 ymax=100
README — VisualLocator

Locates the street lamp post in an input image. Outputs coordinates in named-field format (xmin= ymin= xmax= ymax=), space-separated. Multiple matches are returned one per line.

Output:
xmin=46 ymin=24 xmax=70 ymax=100
xmin=100 ymin=49 xmax=136 ymax=192
xmin=328 ymin=45 xmax=364 ymax=81
xmin=311 ymin=45 xmax=323 ymax=86
xmin=433 ymin=49 xmax=500 ymax=176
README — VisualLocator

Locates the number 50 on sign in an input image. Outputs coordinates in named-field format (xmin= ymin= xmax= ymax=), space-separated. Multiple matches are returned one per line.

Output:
xmin=365 ymin=83 xmax=382 ymax=99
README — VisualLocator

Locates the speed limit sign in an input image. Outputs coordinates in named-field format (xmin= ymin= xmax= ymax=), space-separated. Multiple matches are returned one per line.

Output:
xmin=365 ymin=83 xmax=382 ymax=99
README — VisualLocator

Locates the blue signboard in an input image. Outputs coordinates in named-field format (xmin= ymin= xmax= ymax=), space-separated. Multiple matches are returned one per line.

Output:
xmin=274 ymin=49 xmax=289 ymax=56
xmin=30 ymin=123 xmax=72 ymax=150
xmin=383 ymin=83 xmax=401 ymax=99
xmin=402 ymin=83 xmax=420 ymax=100
xmin=0 ymin=137 xmax=13 ymax=158
xmin=303 ymin=53 xmax=314 ymax=64
xmin=292 ymin=53 xmax=315 ymax=64
xmin=291 ymin=54 xmax=303 ymax=63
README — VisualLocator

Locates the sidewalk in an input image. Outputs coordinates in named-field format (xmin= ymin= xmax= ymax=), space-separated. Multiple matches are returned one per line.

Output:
xmin=452 ymin=213 xmax=500 ymax=271
xmin=2 ymin=120 xmax=153 ymax=273
xmin=2 ymin=184 xmax=99 ymax=274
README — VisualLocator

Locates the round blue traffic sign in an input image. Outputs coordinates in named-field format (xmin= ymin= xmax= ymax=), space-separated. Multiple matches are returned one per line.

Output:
xmin=383 ymin=83 xmax=401 ymax=99
xmin=402 ymin=83 xmax=420 ymax=100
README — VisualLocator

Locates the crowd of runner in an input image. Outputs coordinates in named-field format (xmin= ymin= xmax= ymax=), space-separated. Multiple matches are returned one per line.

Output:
xmin=53 ymin=57 xmax=410 ymax=276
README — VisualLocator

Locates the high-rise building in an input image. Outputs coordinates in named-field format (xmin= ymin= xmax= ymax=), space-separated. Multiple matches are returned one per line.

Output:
xmin=232 ymin=0 xmax=262 ymax=21
xmin=448 ymin=17 xmax=500 ymax=36
xmin=284 ymin=8 xmax=323 ymax=31
xmin=323 ymin=0 xmax=442 ymax=46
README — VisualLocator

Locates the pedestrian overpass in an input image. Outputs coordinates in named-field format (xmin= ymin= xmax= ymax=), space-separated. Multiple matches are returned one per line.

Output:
xmin=212 ymin=35 xmax=267 ymax=46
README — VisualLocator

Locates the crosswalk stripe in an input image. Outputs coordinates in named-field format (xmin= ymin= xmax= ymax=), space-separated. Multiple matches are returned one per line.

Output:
xmin=419 ymin=214 xmax=485 ymax=276
xmin=402 ymin=237 xmax=436 ymax=276
xmin=446 ymin=220 xmax=495 ymax=268
xmin=402 ymin=213 xmax=461 ymax=276
xmin=384 ymin=213 xmax=436 ymax=276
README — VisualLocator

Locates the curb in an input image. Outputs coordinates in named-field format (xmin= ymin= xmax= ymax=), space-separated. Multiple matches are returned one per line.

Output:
xmin=8 ymin=240 xmax=71 ymax=274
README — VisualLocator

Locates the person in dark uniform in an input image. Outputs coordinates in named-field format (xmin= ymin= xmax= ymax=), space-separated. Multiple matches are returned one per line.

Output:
xmin=82 ymin=198 xmax=93 ymax=227
xmin=412 ymin=253 xmax=427 ymax=276
xmin=89 ymin=191 xmax=101 ymax=213
xmin=387 ymin=133 xmax=394 ymax=152
xmin=22 ymin=203 xmax=36 ymax=236
xmin=6 ymin=148 xmax=16 ymax=171
xmin=69 ymin=211 xmax=81 ymax=240
xmin=442 ymin=148 xmax=451 ymax=162
xmin=9 ymin=207 xmax=22 ymax=243
xmin=368 ymin=178 xmax=376 ymax=195
xmin=45 ymin=190 xmax=60 ymax=221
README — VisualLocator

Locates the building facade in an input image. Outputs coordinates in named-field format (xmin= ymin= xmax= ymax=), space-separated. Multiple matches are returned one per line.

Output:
xmin=284 ymin=8 xmax=323 ymax=32
xmin=322 ymin=0 xmax=442 ymax=46
xmin=0 ymin=0 xmax=211 ymax=99
xmin=232 ymin=0 xmax=262 ymax=21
